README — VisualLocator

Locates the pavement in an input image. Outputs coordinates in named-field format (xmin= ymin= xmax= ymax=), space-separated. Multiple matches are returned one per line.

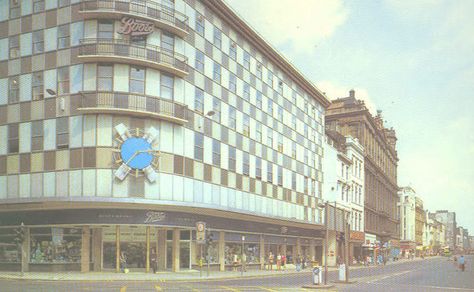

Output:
xmin=0 ymin=258 xmax=425 ymax=282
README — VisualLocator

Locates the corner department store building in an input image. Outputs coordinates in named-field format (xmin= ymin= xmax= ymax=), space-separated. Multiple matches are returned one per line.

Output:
xmin=0 ymin=0 xmax=330 ymax=272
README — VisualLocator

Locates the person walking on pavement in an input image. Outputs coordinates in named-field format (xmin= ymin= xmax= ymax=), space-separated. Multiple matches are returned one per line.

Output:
xmin=268 ymin=252 xmax=274 ymax=271
xmin=295 ymin=254 xmax=301 ymax=272
xmin=150 ymin=248 xmax=157 ymax=273
xmin=276 ymin=253 xmax=282 ymax=271
xmin=459 ymin=255 xmax=465 ymax=272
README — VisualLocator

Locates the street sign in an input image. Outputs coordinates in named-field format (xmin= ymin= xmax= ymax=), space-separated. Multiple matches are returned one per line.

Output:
xmin=196 ymin=221 xmax=206 ymax=244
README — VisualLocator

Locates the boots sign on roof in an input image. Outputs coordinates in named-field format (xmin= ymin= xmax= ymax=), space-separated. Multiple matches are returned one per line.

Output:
xmin=118 ymin=17 xmax=155 ymax=36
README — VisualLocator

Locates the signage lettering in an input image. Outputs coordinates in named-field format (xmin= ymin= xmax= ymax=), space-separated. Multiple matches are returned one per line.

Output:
xmin=144 ymin=211 xmax=166 ymax=223
xmin=118 ymin=17 xmax=154 ymax=36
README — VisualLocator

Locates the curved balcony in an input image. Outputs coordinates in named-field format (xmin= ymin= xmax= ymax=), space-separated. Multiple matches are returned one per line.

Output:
xmin=80 ymin=0 xmax=189 ymax=37
xmin=75 ymin=91 xmax=188 ymax=125
xmin=79 ymin=38 xmax=189 ymax=77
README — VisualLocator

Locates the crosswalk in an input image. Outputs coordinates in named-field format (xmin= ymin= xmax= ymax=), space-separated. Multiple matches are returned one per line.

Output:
xmin=115 ymin=285 xmax=335 ymax=292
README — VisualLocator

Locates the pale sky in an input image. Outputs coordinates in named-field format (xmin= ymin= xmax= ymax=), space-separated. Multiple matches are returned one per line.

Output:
xmin=226 ymin=0 xmax=474 ymax=233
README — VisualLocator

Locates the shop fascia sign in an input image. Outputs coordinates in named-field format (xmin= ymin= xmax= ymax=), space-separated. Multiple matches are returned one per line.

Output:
xmin=118 ymin=17 xmax=155 ymax=36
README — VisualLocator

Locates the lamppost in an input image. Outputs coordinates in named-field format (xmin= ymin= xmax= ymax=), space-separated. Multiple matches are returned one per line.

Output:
xmin=317 ymin=201 xmax=329 ymax=285
xmin=241 ymin=235 xmax=245 ymax=276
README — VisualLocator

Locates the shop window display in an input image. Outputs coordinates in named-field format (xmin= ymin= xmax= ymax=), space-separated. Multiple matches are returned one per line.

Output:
xmin=225 ymin=243 xmax=260 ymax=265
xmin=30 ymin=228 xmax=81 ymax=263
xmin=0 ymin=228 xmax=20 ymax=263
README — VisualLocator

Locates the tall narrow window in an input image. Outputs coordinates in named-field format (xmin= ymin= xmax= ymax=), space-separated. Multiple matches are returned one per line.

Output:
xmin=278 ymin=166 xmax=283 ymax=186
xmin=9 ymin=35 xmax=19 ymax=59
xmin=194 ymin=132 xmax=204 ymax=161
xmin=243 ymin=83 xmax=250 ymax=101
xmin=292 ymin=142 xmax=296 ymax=159
xmin=57 ymin=66 xmax=69 ymax=95
xmin=195 ymin=88 xmax=204 ymax=114
xmin=195 ymin=13 xmax=205 ymax=36
xmin=243 ymin=152 xmax=249 ymax=176
xmin=32 ymin=30 xmax=44 ymax=54
xmin=277 ymin=134 xmax=283 ymax=152
xmin=9 ymin=76 xmax=19 ymax=104
xmin=292 ymin=116 xmax=296 ymax=129
xmin=256 ymin=91 xmax=262 ymax=109
xmin=161 ymin=74 xmax=174 ymax=100
xmin=130 ymin=66 xmax=145 ymax=94
xmin=292 ymin=91 xmax=297 ymax=105
xmin=243 ymin=51 xmax=250 ymax=70
xmin=278 ymin=106 xmax=283 ymax=121
xmin=195 ymin=50 xmax=204 ymax=73
xmin=292 ymin=172 xmax=296 ymax=190
xmin=33 ymin=0 xmax=44 ymax=12
xmin=256 ymin=63 xmax=262 ymax=79
xmin=213 ymin=27 xmax=222 ymax=49
xmin=256 ymin=124 xmax=262 ymax=142
xmin=229 ymin=74 xmax=237 ymax=93
xmin=161 ymin=33 xmax=174 ymax=53
xmin=278 ymin=80 xmax=283 ymax=94
xmin=98 ymin=20 xmax=114 ymax=39
xmin=267 ymin=71 xmax=273 ymax=86
xmin=31 ymin=120 xmax=43 ymax=151
xmin=229 ymin=107 xmax=236 ymax=130
xmin=267 ymin=163 xmax=273 ymax=183
xmin=97 ymin=64 xmax=113 ymax=91
xmin=10 ymin=0 xmax=20 ymax=18
xmin=304 ymin=149 xmax=309 ymax=164
xmin=256 ymin=157 xmax=262 ymax=179
xmin=8 ymin=124 xmax=19 ymax=153
xmin=212 ymin=139 xmax=220 ymax=166
xmin=229 ymin=42 xmax=237 ymax=60
xmin=213 ymin=62 xmax=221 ymax=83
xmin=32 ymin=71 xmax=44 ymax=101
xmin=212 ymin=97 xmax=221 ymax=123
xmin=228 ymin=146 xmax=236 ymax=172
xmin=58 ymin=24 xmax=70 ymax=49
xmin=267 ymin=99 xmax=273 ymax=115
xmin=243 ymin=114 xmax=250 ymax=137
xmin=56 ymin=117 xmax=69 ymax=149
xmin=267 ymin=129 xmax=273 ymax=147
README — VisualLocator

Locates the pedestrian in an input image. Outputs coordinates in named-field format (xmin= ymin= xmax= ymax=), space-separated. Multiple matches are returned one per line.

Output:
xmin=276 ymin=253 xmax=282 ymax=271
xmin=383 ymin=255 xmax=387 ymax=266
xmin=233 ymin=253 xmax=238 ymax=271
xmin=268 ymin=252 xmax=274 ymax=271
xmin=459 ymin=255 xmax=465 ymax=272
xmin=302 ymin=255 xmax=307 ymax=270
xmin=295 ymin=254 xmax=301 ymax=272
xmin=281 ymin=254 xmax=286 ymax=270
xmin=120 ymin=251 xmax=128 ymax=273
xmin=242 ymin=253 xmax=247 ymax=272
xmin=150 ymin=248 xmax=157 ymax=273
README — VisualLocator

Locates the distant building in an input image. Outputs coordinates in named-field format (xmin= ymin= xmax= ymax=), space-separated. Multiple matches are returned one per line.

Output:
xmin=398 ymin=187 xmax=417 ymax=256
xmin=430 ymin=211 xmax=457 ymax=250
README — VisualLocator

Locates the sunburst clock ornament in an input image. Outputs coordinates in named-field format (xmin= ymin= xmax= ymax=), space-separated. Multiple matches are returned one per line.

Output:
xmin=113 ymin=123 xmax=160 ymax=183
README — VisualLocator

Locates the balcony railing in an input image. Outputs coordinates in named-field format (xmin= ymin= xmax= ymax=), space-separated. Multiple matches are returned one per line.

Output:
xmin=80 ymin=0 xmax=189 ymax=37
xmin=76 ymin=91 xmax=188 ymax=124
xmin=79 ymin=38 xmax=189 ymax=77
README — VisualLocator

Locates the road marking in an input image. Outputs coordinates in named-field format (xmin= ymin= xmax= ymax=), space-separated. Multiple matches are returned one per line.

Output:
xmin=256 ymin=287 xmax=279 ymax=292
xmin=120 ymin=286 xmax=127 ymax=292
xmin=181 ymin=285 xmax=201 ymax=292
xmin=155 ymin=285 xmax=162 ymax=291
xmin=366 ymin=270 xmax=412 ymax=283
xmin=219 ymin=286 xmax=241 ymax=291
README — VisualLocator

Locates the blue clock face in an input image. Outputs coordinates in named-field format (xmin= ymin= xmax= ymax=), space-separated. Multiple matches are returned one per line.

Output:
xmin=120 ymin=137 xmax=154 ymax=170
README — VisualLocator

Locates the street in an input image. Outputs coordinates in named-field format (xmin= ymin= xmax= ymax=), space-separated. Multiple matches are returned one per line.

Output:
xmin=1 ymin=256 xmax=473 ymax=292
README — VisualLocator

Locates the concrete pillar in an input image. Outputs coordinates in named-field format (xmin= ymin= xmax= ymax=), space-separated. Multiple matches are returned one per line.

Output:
xmin=157 ymin=229 xmax=166 ymax=270
xmin=172 ymin=229 xmax=180 ymax=272
xmin=92 ymin=228 xmax=102 ymax=272
xmin=260 ymin=235 xmax=265 ymax=270
xmin=21 ymin=227 xmax=30 ymax=272
xmin=115 ymin=225 xmax=120 ymax=272
xmin=218 ymin=231 xmax=225 ymax=272
xmin=310 ymin=239 xmax=316 ymax=262
xmin=81 ymin=226 xmax=90 ymax=272
xmin=281 ymin=244 xmax=287 ymax=256
xmin=146 ymin=226 xmax=150 ymax=273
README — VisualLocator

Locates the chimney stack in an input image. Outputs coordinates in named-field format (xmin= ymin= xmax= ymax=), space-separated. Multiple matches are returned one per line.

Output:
xmin=349 ymin=89 xmax=355 ymax=98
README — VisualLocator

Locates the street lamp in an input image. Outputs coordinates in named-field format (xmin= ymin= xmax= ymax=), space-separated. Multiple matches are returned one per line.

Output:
xmin=318 ymin=201 xmax=329 ymax=285
xmin=241 ymin=235 xmax=245 ymax=276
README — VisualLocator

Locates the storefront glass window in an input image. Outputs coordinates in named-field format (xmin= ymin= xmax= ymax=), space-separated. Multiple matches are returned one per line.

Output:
xmin=225 ymin=242 xmax=260 ymax=265
xmin=0 ymin=228 xmax=20 ymax=263
xmin=30 ymin=227 xmax=82 ymax=263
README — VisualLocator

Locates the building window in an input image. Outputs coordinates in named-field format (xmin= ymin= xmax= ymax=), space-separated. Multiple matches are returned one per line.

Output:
xmin=229 ymin=74 xmax=237 ymax=93
xmin=256 ymin=91 xmax=262 ymax=108
xmin=243 ymin=51 xmax=250 ymax=70
xmin=304 ymin=177 xmax=308 ymax=194
xmin=130 ymin=66 xmax=145 ymax=94
xmin=33 ymin=0 xmax=44 ymax=12
xmin=267 ymin=130 xmax=273 ymax=147
xmin=57 ymin=66 xmax=70 ymax=95
xmin=243 ymin=152 xmax=249 ymax=176
xmin=195 ymin=88 xmax=204 ymax=114
xmin=212 ymin=97 xmax=221 ymax=123
xmin=304 ymin=124 xmax=308 ymax=138
xmin=278 ymin=106 xmax=283 ymax=121
xmin=8 ymin=124 xmax=19 ymax=153
xmin=10 ymin=0 xmax=20 ymax=18
xmin=194 ymin=132 xmax=204 ymax=161
xmin=195 ymin=50 xmax=204 ymax=73
xmin=243 ymin=83 xmax=250 ymax=101
xmin=267 ymin=99 xmax=273 ymax=115
xmin=229 ymin=107 xmax=236 ymax=130
xmin=213 ymin=62 xmax=221 ymax=83
xmin=32 ymin=71 xmax=44 ymax=101
xmin=97 ymin=64 xmax=113 ymax=91
xmin=256 ymin=157 xmax=261 ymax=179
xmin=278 ymin=80 xmax=283 ymax=94
xmin=256 ymin=123 xmax=262 ymax=142
xmin=9 ymin=35 xmax=19 ymax=59
xmin=229 ymin=147 xmax=236 ymax=172
xmin=161 ymin=33 xmax=174 ymax=53
xmin=229 ymin=42 xmax=237 ymax=60
xmin=213 ymin=27 xmax=222 ymax=49
xmin=267 ymin=71 xmax=273 ymax=86
xmin=32 ymin=30 xmax=44 ymax=54
xmin=56 ymin=117 xmax=69 ymax=149
xmin=195 ymin=13 xmax=205 ymax=36
xmin=278 ymin=166 xmax=283 ymax=186
xmin=58 ymin=24 xmax=70 ymax=49
xmin=243 ymin=114 xmax=250 ymax=137
xmin=256 ymin=63 xmax=262 ymax=79
xmin=277 ymin=134 xmax=283 ymax=152
xmin=9 ymin=76 xmax=19 ymax=104
xmin=58 ymin=0 xmax=70 ymax=7
xmin=161 ymin=74 xmax=174 ymax=100
xmin=304 ymin=149 xmax=308 ymax=164
xmin=98 ymin=20 xmax=114 ymax=39
xmin=31 ymin=120 xmax=43 ymax=151
xmin=292 ymin=172 xmax=296 ymax=190
xmin=267 ymin=163 xmax=273 ymax=183
xmin=212 ymin=139 xmax=220 ymax=166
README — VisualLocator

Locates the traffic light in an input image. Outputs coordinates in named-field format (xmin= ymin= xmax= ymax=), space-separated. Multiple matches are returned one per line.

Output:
xmin=14 ymin=226 xmax=25 ymax=246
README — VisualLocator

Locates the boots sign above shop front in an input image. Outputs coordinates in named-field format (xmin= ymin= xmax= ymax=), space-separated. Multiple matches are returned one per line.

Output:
xmin=118 ymin=17 xmax=155 ymax=36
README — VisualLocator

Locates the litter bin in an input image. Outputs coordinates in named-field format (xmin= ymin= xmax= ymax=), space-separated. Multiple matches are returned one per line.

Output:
xmin=312 ymin=266 xmax=322 ymax=285
xmin=338 ymin=264 xmax=346 ymax=281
